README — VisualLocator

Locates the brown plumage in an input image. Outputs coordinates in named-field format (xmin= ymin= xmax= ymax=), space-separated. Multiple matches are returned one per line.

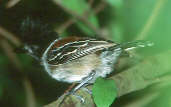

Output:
xmin=42 ymin=36 xmax=120 ymax=83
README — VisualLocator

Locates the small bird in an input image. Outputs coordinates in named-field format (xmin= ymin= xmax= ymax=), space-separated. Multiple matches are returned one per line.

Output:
xmin=42 ymin=36 xmax=121 ymax=83
xmin=41 ymin=36 xmax=153 ymax=98
xmin=41 ymin=36 xmax=123 ymax=102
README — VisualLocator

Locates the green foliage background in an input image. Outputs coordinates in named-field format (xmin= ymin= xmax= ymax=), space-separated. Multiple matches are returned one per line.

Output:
xmin=0 ymin=0 xmax=171 ymax=107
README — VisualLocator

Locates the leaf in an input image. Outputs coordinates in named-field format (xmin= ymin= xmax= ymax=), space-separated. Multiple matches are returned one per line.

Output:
xmin=109 ymin=50 xmax=171 ymax=106
xmin=145 ymin=84 xmax=171 ymax=107
xmin=92 ymin=77 xmax=117 ymax=107
xmin=121 ymin=0 xmax=171 ymax=52
xmin=105 ymin=0 xmax=171 ymax=53
xmin=58 ymin=0 xmax=99 ymax=36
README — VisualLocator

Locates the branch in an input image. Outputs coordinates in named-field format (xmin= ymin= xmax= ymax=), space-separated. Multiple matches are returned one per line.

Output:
xmin=53 ymin=0 xmax=106 ymax=37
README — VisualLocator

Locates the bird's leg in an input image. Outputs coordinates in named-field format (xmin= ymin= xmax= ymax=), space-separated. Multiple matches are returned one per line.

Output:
xmin=68 ymin=71 xmax=96 ymax=103
xmin=81 ymin=84 xmax=92 ymax=95
xmin=71 ymin=71 xmax=96 ymax=93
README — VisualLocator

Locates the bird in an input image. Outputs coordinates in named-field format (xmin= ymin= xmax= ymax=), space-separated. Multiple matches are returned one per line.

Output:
xmin=41 ymin=36 xmax=153 ymax=101
xmin=42 ymin=36 xmax=121 ymax=84
xmin=40 ymin=36 xmax=122 ymax=103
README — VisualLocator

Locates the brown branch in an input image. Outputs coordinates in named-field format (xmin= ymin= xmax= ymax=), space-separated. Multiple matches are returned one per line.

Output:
xmin=56 ymin=19 xmax=74 ymax=34
xmin=93 ymin=0 xmax=106 ymax=13
xmin=88 ymin=0 xmax=94 ymax=7
xmin=0 ymin=39 xmax=22 ymax=69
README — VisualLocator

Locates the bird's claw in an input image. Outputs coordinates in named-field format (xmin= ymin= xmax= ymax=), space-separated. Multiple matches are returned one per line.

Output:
xmin=82 ymin=87 xmax=92 ymax=95
xmin=67 ymin=91 xmax=85 ymax=103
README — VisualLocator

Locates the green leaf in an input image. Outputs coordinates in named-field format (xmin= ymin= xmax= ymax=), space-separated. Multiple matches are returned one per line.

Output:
xmin=58 ymin=0 xmax=99 ymax=36
xmin=105 ymin=0 xmax=171 ymax=53
xmin=144 ymin=83 xmax=171 ymax=107
xmin=121 ymin=0 xmax=171 ymax=52
xmin=92 ymin=77 xmax=117 ymax=107
xmin=109 ymin=50 xmax=171 ymax=106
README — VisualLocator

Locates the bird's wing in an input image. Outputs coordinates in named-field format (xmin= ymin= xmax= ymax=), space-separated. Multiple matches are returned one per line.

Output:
xmin=46 ymin=38 xmax=117 ymax=65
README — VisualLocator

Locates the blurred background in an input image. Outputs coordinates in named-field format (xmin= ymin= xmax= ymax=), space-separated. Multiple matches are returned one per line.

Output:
xmin=0 ymin=0 xmax=171 ymax=107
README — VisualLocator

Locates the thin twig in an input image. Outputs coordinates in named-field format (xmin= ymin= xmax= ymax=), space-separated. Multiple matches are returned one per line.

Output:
xmin=56 ymin=19 xmax=74 ymax=34
xmin=88 ymin=0 xmax=94 ymax=7
xmin=6 ymin=0 xmax=21 ymax=8
xmin=0 ymin=39 xmax=22 ymax=69
xmin=53 ymin=0 xmax=103 ymax=36
xmin=0 ymin=26 xmax=21 ymax=46
xmin=93 ymin=0 xmax=106 ymax=13
xmin=55 ymin=0 xmax=107 ymax=35
xmin=136 ymin=0 xmax=167 ymax=40
xmin=23 ymin=79 xmax=37 ymax=107
xmin=0 ymin=39 xmax=36 ymax=107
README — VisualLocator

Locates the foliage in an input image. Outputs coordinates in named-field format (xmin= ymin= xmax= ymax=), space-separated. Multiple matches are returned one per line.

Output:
xmin=92 ymin=78 xmax=117 ymax=107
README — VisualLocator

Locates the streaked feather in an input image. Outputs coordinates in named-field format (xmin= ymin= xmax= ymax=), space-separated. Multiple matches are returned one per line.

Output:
xmin=46 ymin=38 xmax=117 ymax=65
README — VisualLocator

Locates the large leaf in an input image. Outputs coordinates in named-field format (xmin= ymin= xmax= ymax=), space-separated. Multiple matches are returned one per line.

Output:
xmin=92 ymin=77 xmax=117 ymax=107
xmin=122 ymin=0 xmax=171 ymax=52
xmin=106 ymin=0 xmax=171 ymax=53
